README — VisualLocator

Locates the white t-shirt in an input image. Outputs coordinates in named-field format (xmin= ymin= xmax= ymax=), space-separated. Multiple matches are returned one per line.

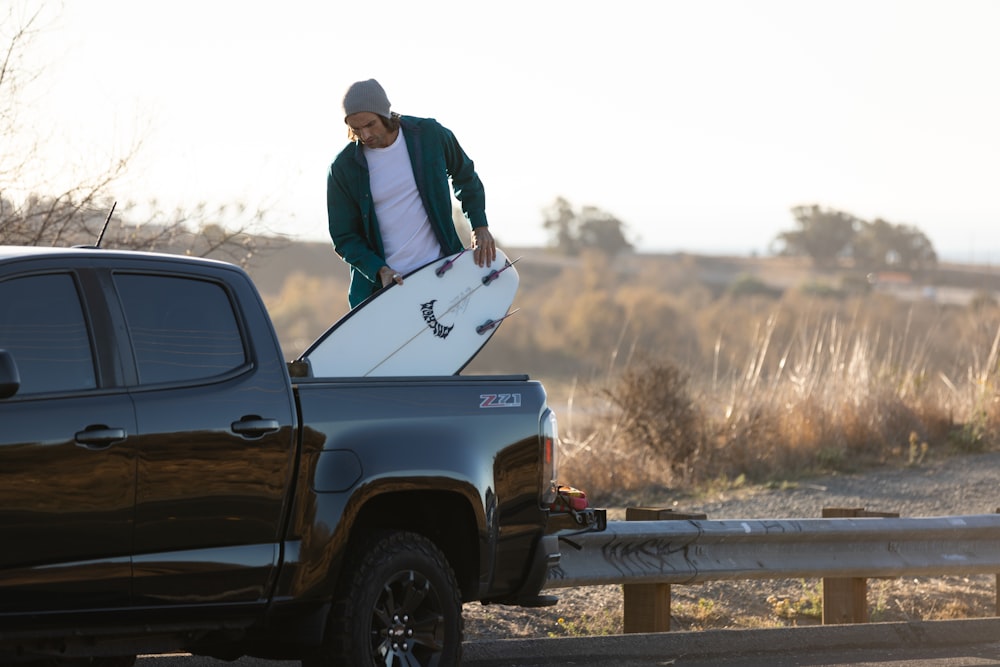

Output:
xmin=364 ymin=129 xmax=442 ymax=275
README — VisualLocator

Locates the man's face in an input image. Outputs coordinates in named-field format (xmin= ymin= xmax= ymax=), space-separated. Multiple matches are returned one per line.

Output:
xmin=346 ymin=112 xmax=395 ymax=148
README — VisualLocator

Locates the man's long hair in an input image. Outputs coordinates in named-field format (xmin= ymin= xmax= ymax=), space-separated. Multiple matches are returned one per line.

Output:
xmin=347 ymin=112 xmax=401 ymax=142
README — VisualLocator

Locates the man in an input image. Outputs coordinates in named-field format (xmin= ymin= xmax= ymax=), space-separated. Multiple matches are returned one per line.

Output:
xmin=327 ymin=78 xmax=496 ymax=308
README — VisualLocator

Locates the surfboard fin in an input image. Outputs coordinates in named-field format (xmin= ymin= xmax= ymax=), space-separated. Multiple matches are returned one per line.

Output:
xmin=476 ymin=308 xmax=520 ymax=335
xmin=434 ymin=248 xmax=470 ymax=277
xmin=482 ymin=257 xmax=520 ymax=286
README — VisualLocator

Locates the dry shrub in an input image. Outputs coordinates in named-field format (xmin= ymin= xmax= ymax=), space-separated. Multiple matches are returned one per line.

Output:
xmin=600 ymin=360 xmax=706 ymax=485
xmin=836 ymin=391 xmax=926 ymax=456
xmin=555 ymin=361 xmax=707 ymax=501
xmin=712 ymin=405 xmax=804 ymax=481
xmin=912 ymin=400 xmax=955 ymax=448
xmin=557 ymin=421 xmax=673 ymax=504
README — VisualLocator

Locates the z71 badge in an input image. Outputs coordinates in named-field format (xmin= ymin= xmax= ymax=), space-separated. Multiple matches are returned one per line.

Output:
xmin=479 ymin=393 xmax=522 ymax=408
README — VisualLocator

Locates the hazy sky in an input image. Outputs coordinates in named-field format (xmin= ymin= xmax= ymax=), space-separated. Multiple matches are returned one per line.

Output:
xmin=18 ymin=0 xmax=1000 ymax=262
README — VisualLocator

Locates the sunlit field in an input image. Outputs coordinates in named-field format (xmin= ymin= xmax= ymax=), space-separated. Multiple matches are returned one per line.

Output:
xmin=259 ymin=247 xmax=1000 ymax=503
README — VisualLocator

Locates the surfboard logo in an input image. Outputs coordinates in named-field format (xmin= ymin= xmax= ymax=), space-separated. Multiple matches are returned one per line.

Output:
xmin=420 ymin=300 xmax=454 ymax=339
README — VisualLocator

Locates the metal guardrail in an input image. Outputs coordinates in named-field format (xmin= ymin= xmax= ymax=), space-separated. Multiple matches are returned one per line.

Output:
xmin=544 ymin=514 xmax=1000 ymax=589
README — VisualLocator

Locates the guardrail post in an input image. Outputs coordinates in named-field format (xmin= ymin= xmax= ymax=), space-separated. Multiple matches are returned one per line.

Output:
xmin=623 ymin=507 xmax=707 ymax=633
xmin=821 ymin=507 xmax=899 ymax=624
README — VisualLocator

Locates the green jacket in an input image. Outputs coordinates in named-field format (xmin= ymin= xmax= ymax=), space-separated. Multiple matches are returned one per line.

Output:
xmin=326 ymin=115 xmax=489 ymax=307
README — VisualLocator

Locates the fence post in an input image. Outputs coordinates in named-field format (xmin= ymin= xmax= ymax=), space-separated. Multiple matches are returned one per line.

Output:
xmin=622 ymin=507 xmax=707 ymax=633
xmin=821 ymin=507 xmax=899 ymax=624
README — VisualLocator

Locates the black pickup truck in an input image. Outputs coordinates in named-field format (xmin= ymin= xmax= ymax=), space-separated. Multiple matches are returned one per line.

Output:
xmin=0 ymin=245 xmax=601 ymax=666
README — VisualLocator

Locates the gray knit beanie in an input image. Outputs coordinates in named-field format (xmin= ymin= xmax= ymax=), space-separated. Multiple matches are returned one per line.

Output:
xmin=343 ymin=79 xmax=391 ymax=120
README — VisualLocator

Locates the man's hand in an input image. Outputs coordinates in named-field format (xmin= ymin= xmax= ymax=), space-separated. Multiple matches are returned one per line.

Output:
xmin=471 ymin=227 xmax=497 ymax=267
xmin=378 ymin=265 xmax=403 ymax=288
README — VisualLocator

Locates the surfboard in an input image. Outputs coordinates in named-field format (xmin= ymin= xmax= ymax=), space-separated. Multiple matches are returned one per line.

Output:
xmin=300 ymin=248 xmax=519 ymax=377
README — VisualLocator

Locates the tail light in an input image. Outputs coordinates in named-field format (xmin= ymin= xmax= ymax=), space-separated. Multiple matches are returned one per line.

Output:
xmin=540 ymin=409 xmax=558 ymax=506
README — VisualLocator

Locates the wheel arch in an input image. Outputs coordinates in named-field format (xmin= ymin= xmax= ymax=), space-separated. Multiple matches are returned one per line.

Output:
xmin=340 ymin=488 xmax=483 ymax=601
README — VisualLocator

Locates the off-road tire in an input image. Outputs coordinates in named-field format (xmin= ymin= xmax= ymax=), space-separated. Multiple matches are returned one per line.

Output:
xmin=309 ymin=530 xmax=463 ymax=667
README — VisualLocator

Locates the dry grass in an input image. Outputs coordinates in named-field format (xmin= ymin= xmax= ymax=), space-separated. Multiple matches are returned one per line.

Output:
xmin=555 ymin=300 xmax=1000 ymax=502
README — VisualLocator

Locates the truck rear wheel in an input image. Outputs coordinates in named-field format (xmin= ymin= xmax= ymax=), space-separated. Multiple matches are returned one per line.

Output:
xmin=315 ymin=530 xmax=463 ymax=667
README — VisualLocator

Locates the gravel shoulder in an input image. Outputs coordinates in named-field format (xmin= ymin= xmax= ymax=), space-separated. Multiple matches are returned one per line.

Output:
xmin=464 ymin=451 xmax=1000 ymax=641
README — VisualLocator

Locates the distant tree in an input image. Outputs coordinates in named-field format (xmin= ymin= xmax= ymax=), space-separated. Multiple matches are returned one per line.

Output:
xmin=850 ymin=217 xmax=896 ymax=270
xmin=773 ymin=205 xmax=859 ymax=267
xmin=853 ymin=218 xmax=937 ymax=273
xmin=577 ymin=205 xmax=633 ymax=256
xmin=891 ymin=223 xmax=937 ymax=273
xmin=542 ymin=197 xmax=633 ymax=257
xmin=542 ymin=197 xmax=579 ymax=255
xmin=0 ymin=4 xmax=269 ymax=264
xmin=773 ymin=205 xmax=938 ymax=275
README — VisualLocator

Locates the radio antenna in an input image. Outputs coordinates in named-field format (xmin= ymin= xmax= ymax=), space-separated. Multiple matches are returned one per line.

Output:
xmin=95 ymin=201 xmax=116 ymax=248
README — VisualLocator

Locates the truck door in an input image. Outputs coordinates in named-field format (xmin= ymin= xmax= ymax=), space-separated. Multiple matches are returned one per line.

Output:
xmin=111 ymin=271 xmax=296 ymax=607
xmin=0 ymin=271 xmax=135 ymax=613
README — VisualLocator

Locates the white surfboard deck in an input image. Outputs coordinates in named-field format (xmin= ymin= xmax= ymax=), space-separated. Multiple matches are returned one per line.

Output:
xmin=301 ymin=248 xmax=518 ymax=377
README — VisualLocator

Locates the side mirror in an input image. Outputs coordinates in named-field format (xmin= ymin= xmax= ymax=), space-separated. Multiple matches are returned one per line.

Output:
xmin=0 ymin=349 xmax=21 ymax=399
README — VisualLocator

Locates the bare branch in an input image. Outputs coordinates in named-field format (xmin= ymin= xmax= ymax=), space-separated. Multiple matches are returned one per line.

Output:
xmin=0 ymin=4 xmax=279 ymax=266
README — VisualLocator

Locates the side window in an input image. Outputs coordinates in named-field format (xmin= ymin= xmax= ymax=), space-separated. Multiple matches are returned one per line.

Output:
xmin=114 ymin=274 xmax=247 ymax=385
xmin=0 ymin=273 xmax=97 ymax=394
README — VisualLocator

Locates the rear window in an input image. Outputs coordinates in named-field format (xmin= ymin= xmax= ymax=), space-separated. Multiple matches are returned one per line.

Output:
xmin=0 ymin=273 xmax=96 ymax=394
xmin=114 ymin=273 xmax=247 ymax=385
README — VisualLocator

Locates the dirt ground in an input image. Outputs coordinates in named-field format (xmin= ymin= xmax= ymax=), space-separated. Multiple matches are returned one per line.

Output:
xmin=464 ymin=574 xmax=998 ymax=641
